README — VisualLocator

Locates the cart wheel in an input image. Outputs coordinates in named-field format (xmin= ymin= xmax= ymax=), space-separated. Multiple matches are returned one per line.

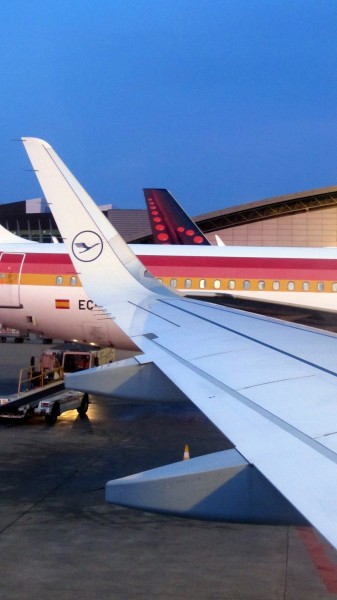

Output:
xmin=77 ymin=393 xmax=89 ymax=416
xmin=45 ymin=402 xmax=60 ymax=425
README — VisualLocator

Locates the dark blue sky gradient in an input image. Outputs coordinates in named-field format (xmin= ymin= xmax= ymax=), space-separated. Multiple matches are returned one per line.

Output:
xmin=1 ymin=0 xmax=337 ymax=216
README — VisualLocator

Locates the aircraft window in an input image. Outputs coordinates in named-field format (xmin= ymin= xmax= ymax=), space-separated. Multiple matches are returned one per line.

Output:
xmin=184 ymin=279 xmax=192 ymax=289
xmin=157 ymin=278 xmax=163 ymax=284
xmin=199 ymin=279 xmax=206 ymax=289
xmin=258 ymin=280 xmax=265 ymax=290
xmin=317 ymin=282 xmax=325 ymax=292
xmin=228 ymin=280 xmax=236 ymax=290
xmin=170 ymin=278 xmax=177 ymax=288
xmin=70 ymin=276 xmax=77 ymax=286
xmin=0 ymin=273 xmax=4 ymax=279
xmin=272 ymin=281 xmax=280 ymax=291
xmin=302 ymin=281 xmax=310 ymax=291
xmin=287 ymin=281 xmax=295 ymax=291
xmin=332 ymin=282 xmax=337 ymax=292
xmin=243 ymin=280 xmax=250 ymax=289
xmin=213 ymin=280 xmax=221 ymax=289
xmin=56 ymin=276 xmax=63 ymax=286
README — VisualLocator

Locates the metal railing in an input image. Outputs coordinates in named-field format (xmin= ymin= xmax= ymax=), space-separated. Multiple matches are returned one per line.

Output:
xmin=17 ymin=365 xmax=64 ymax=395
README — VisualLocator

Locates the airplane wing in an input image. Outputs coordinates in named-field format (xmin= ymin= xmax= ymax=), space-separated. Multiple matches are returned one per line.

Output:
xmin=21 ymin=137 xmax=337 ymax=550
xmin=144 ymin=188 xmax=210 ymax=245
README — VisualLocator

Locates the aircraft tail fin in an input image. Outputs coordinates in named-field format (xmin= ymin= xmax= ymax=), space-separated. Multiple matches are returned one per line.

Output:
xmin=144 ymin=188 xmax=210 ymax=245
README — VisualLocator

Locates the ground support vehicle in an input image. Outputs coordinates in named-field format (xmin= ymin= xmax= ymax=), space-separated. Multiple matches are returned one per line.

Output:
xmin=0 ymin=326 xmax=28 ymax=343
xmin=0 ymin=382 xmax=89 ymax=424
xmin=0 ymin=346 xmax=111 ymax=424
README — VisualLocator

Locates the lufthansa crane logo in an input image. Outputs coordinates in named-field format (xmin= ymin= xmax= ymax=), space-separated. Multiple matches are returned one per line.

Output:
xmin=72 ymin=231 xmax=103 ymax=262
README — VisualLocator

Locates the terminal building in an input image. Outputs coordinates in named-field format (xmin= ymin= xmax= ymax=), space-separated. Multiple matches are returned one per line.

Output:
xmin=1 ymin=184 xmax=337 ymax=246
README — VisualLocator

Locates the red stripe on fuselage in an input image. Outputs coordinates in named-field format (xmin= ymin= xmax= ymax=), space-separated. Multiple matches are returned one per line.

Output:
xmin=138 ymin=255 xmax=337 ymax=280
xmin=21 ymin=253 xmax=74 ymax=275
xmin=3 ymin=251 xmax=337 ymax=281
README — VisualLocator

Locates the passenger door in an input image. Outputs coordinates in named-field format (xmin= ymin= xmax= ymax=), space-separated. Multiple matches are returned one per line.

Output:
xmin=0 ymin=253 xmax=25 ymax=307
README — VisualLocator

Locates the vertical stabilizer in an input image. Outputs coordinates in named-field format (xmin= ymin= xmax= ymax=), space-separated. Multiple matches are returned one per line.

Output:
xmin=144 ymin=189 xmax=210 ymax=245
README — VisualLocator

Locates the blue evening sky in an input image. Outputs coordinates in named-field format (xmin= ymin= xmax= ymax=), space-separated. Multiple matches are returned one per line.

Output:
xmin=1 ymin=0 xmax=337 ymax=216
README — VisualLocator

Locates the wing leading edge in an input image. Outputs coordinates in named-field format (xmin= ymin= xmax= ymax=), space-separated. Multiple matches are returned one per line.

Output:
xmin=21 ymin=137 xmax=337 ymax=550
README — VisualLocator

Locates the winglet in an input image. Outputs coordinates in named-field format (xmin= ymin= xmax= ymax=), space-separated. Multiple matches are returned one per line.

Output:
xmin=21 ymin=138 xmax=174 ymax=336
xmin=215 ymin=234 xmax=225 ymax=246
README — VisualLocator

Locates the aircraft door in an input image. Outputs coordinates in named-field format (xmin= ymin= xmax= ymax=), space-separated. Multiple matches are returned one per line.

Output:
xmin=0 ymin=253 xmax=25 ymax=308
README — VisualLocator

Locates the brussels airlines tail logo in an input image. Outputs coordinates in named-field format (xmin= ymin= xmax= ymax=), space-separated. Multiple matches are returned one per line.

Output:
xmin=72 ymin=231 xmax=103 ymax=262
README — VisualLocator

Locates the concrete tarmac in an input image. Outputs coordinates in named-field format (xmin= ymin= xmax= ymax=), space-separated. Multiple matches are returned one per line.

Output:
xmin=1 ymin=340 xmax=337 ymax=599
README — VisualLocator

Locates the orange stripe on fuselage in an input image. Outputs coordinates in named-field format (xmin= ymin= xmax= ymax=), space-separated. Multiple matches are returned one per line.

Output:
xmin=20 ymin=274 xmax=81 ymax=286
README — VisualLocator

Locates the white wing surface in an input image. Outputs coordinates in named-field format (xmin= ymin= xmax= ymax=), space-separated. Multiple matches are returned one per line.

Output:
xmin=0 ymin=224 xmax=35 ymax=243
xmin=21 ymin=137 xmax=337 ymax=550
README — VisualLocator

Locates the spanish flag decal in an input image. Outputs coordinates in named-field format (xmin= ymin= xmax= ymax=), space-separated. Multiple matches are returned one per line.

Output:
xmin=55 ymin=299 xmax=70 ymax=309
